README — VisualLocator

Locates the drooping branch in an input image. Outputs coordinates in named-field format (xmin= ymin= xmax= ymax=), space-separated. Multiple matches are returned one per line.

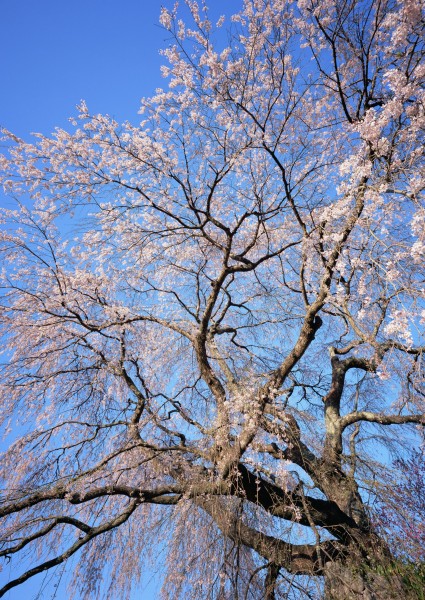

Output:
xmin=0 ymin=499 xmax=140 ymax=598
xmin=198 ymin=497 xmax=344 ymax=576
xmin=235 ymin=463 xmax=362 ymax=542
xmin=0 ymin=515 xmax=92 ymax=558
xmin=0 ymin=484 xmax=182 ymax=520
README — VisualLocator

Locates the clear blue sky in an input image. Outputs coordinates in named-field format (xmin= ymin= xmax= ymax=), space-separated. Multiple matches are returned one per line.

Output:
xmin=0 ymin=1 xmax=240 ymax=598
xmin=1 ymin=0 xmax=173 ymax=137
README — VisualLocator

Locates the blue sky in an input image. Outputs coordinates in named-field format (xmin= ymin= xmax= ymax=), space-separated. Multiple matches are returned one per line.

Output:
xmin=1 ymin=0 xmax=166 ymax=137
xmin=0 ymin=1 xmax=241 ymax=598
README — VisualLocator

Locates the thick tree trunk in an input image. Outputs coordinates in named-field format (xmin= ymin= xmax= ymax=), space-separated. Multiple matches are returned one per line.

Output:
xmin=324 ymin=561 xmax=418 ymax=600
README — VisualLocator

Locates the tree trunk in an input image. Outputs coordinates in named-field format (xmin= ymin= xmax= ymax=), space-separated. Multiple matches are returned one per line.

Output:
xmin=264 ymin=563 xmax=279 ymax=600
xmin=324 ymin=561 xmax=419 ymax=600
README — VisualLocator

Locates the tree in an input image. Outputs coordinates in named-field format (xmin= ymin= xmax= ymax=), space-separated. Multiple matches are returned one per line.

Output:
xmin=0 ymin=0 xmax=424 ymax=597
xmin=374 ymin=451 xmax=425 ymax=564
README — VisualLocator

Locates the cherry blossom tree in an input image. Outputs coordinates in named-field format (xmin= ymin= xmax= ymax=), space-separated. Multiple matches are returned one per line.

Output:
xmin=0 ymin=0 xmax=424 ymax=598
xmin=374 ymin=451 xmax=425 ymax=564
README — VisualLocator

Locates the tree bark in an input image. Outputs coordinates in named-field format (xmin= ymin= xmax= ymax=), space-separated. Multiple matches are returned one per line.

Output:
xmin=324 ymin=561 xmax=419 ymax=600
xmin=264 ymin=563 xmax=279 ymax=600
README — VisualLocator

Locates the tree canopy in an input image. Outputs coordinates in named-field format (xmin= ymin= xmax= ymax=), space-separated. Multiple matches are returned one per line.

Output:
xmin=0 ymin=0 xmax=424 ymax=598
